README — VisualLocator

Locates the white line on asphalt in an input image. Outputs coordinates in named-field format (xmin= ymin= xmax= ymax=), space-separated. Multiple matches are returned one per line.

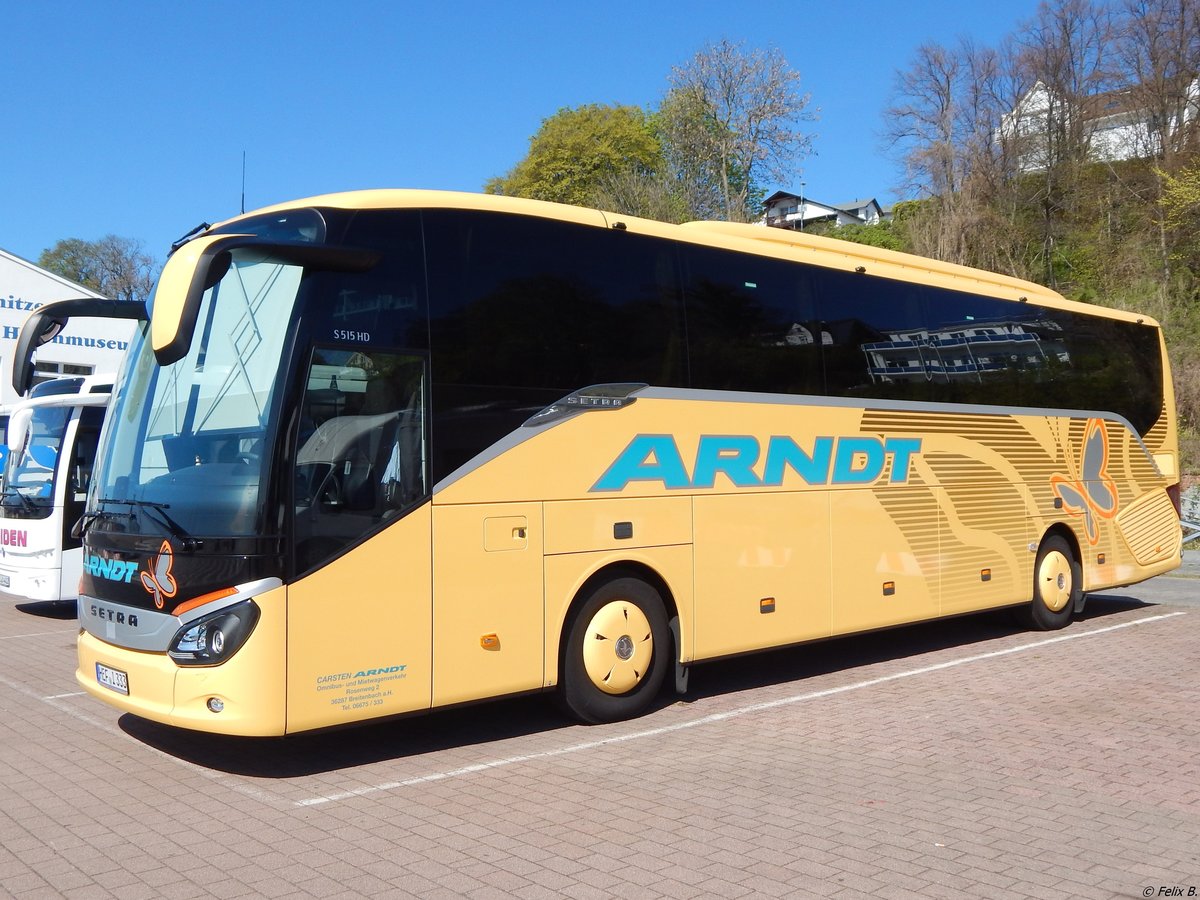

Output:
xmin=43 ymin=691 xmax=86 ymax=700
xmin=0 ymin=631 xmax=69 ymax=641
xmin=297 ymin=610 xmax=1187 ymax=807
xmin=0 ymin=669 xmax=286 ymax=809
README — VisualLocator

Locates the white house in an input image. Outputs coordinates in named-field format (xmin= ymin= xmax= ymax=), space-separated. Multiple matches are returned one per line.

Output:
xmin=861 ymin=317 xmax=1067 ymax=384
xmin=0 ymin=248 xmax=136 ymax=407
xmin=763 ymin=192 xmax=885 ymax=230
xmin=1001 ymin=77 xmax=1200 ymax=171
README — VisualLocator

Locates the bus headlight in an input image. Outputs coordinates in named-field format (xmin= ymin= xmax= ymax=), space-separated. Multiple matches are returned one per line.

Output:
xmin=168 ymin=600 xmax=260 ymax=666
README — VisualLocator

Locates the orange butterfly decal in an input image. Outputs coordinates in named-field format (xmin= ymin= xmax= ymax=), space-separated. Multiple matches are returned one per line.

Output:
xmin=140 ymin=540 xmax=178 ymax=609
xmin=1050 ymin=418 xmax=1118 ymax=545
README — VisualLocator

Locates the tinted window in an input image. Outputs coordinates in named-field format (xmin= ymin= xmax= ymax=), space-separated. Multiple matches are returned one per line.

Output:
xmin=425 ymin=211 xmax=685 ymax=481
xmin=918 ymin=286 xmax=1046 ymax=407
xmin=302 ymin=210 xmax=428 ymax=351
xmin=293 ymin=348 xmax=428 ymax=575
xmin=683 ymin=244 xmax=822 ymax=394
xmin=208 ymin=207 xmax=327 ymax=244
xmin=813 ymin=267 xmax=1162 ymax=434
xmin=815 ymin=268 xmax=935 ymax=401
xmin=63 ymin=405 xmax=106 ymax=551
xmin=1023 ymin=305 xmax=1162 ymax=434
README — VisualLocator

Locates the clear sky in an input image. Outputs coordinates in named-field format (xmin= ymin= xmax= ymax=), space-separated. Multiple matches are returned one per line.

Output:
xmin=2 ymin=0 xmax=1044 ymax=269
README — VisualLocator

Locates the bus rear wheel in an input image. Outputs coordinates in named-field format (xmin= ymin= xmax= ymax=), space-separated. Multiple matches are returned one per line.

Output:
xmin=1020 ymin=535 xmax=1080 ymax=631
xmin=561 ymin=577 xmax=670 ymax=724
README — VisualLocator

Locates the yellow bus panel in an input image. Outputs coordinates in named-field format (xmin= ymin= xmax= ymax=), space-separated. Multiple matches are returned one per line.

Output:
xmin=693 ymin=491 xmax=832 ymax=658
xmin=78 ymin=585 xmax=288 ymax=737
xmin=432 ymin=502 xmax=545 ymax=707
xmin=286 ymin=507 xmax=433 ymax=733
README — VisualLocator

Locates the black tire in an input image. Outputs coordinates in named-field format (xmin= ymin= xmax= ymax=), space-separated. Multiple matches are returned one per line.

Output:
xmin=1018 ymin=534 xmax=1080 ymax=631
xmin=560 ymin=576 xmax=671 ymax=724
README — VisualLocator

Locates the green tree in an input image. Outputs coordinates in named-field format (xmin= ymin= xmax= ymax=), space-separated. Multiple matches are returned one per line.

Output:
xmin=589 ymin=168 xmax=693 ymax=223
xmin=38 ymin=235 xmax=157 ymax=304
xmin=809 ymin=220 xmax=905 ymax=252
xmin=663 ymin=39 xmax=816 ymax=222
xmin=1160 ymin=160 xmax=1200 ymax=265
xmin=485 ymin=104 xmax=663 ymax=207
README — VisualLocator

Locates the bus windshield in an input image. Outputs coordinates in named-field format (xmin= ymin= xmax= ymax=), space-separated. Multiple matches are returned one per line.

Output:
xmin=1 ymin=405 xmax=70 ymax=518
xmin=89 ymin=253 xmax=302 ymax=537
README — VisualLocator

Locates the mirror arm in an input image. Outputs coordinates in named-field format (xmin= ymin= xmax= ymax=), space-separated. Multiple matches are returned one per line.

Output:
xmin=12 ymin=298 xmax=148 ymax=396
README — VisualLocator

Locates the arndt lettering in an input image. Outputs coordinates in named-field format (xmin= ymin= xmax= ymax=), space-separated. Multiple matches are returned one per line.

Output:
xmin=591 ymin=434 xmax=922 ymax=492
xmin=83 ymin=555 xmax=139 ymax=583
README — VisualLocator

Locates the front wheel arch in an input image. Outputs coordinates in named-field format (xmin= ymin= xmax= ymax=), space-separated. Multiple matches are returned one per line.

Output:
xmin=1019 ymin=532 xmax=1082 ymax=631
xmin=558 ymin=572 xmax=673 ymax=724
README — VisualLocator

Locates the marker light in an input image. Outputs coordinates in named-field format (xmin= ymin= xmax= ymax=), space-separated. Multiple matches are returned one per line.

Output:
xmin=207 ymin=698 xmax=225 ymax=713
xmin=168 ymin=600 xmax=260 ymax=666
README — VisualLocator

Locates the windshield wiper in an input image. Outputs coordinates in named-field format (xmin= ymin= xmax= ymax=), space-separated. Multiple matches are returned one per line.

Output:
xmin=74 ymin=506 xmax=135 ymax=539
xmin=97 ymin=497 xmax=203 ymax=551
xmin=1 ymin=488 xmax=41 ymax=513
xmin=138 ymin=501 xmax=204 ymax=552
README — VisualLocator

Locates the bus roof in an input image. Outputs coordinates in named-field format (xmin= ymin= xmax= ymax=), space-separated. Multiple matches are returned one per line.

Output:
xmin=210 ymin=189 xmax=1158 ymax=328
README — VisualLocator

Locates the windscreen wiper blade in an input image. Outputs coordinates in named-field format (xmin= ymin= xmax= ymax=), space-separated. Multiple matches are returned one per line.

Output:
xmin=140 ymin=505 xmax=203 ymax=552
xmin=74 ymin=504 xmax=135 ymax=538
xmin=1 ymin=488 xmax=40 ymax=512
xmin=98 ymin=497 xmax=203 ymax=551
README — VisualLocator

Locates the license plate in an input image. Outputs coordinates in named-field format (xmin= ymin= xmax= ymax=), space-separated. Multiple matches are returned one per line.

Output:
xmin=0 ymin=574 xmax=8 ymax=588
xmin=95 ymin=662 xmax=129 ymax=695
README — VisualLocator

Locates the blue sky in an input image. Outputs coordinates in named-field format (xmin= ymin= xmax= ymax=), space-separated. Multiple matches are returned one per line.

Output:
xmin=2 ymin=1 xmax=1043 ymax=268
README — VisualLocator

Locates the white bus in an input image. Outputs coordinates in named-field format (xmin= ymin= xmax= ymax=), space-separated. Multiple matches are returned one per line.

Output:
xmin=0 ymin=374 xmax=112 ymax=603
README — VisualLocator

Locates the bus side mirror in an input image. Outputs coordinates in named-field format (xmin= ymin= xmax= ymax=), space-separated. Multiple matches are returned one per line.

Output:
xmin=12 ymin=312 xmax=67 ymax=396
xmin=12 ymin=297 xmax=148 ymax=396
xmin=153 ymin=236 xmax=381 ymax=367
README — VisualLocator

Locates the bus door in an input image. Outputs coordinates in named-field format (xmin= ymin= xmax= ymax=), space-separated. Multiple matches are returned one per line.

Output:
xmin=285 ymin=347 xmax=434 ymax=731
xmin=62 ymin=405 xmax=105 ymax=555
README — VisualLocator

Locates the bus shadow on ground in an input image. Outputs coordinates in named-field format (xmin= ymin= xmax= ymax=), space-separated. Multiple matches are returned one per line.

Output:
xmin=678 ymin=593 xmax=1152 ymax=707
xmin=117 ymin=593 xmax=1153 ymax=778
xmin=119 ymin=693 xmax=572 ymax=778
xmin=14 ymin=599 xmax=77 ymax=620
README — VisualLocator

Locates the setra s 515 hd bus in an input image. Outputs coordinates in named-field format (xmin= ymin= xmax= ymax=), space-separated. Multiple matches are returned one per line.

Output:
xmin=15 ymin=190 xmax=1183 ymax=735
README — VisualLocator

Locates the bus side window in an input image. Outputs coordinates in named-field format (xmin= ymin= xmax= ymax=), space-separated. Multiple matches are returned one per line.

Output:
xmin=682 ymin=243 xmax=822 ymax=394
xmin=293 ymin=348 xmax=428 ymax=574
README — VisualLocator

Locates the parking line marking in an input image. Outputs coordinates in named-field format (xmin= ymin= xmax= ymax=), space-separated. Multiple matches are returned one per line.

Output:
xmin=0 ymin=671 xmax=286 ymax=809
xmin=0 ymin=631 xmax=68 ymax=641
xmin=296 ymin=611 xmax=1187 ymax=807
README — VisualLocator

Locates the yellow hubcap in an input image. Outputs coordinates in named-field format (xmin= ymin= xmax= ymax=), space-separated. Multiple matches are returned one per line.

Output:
xmin=1038 ymin=550 xmax=1073 ymax=612
xmin=582 ymin=600 xmax=654 ymax=695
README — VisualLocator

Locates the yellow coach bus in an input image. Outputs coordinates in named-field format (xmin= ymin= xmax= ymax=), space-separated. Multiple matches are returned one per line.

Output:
xmin=16 ymin=190 xmax=1183 ymax=735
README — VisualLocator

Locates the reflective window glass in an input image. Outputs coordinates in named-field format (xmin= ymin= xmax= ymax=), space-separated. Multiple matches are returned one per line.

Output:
xmin=682 ymin=244 xmax=822 ymax=394
xmin=293 ymin=347 xmax=428 ymax=574
xmin=425 ymin=210 xmax=684 ymax=482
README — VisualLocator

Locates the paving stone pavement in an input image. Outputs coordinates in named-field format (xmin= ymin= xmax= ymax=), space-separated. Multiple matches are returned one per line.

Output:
xmin=1 ymin=564 xmax=1198 ymax=899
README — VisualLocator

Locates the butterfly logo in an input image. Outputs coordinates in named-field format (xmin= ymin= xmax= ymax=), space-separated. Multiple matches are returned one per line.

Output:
xmin=1050 ymin=418 xmax=1118 ymax=545
xmin=140 ymin=540 xmax=178 ymax=610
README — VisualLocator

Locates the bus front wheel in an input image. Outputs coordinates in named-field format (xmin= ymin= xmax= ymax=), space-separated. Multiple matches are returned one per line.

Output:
xmin=1020 ymin=535 xmax=1080 ymax=631
xmin=560 ymin=577 xmax=670 ymax=724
